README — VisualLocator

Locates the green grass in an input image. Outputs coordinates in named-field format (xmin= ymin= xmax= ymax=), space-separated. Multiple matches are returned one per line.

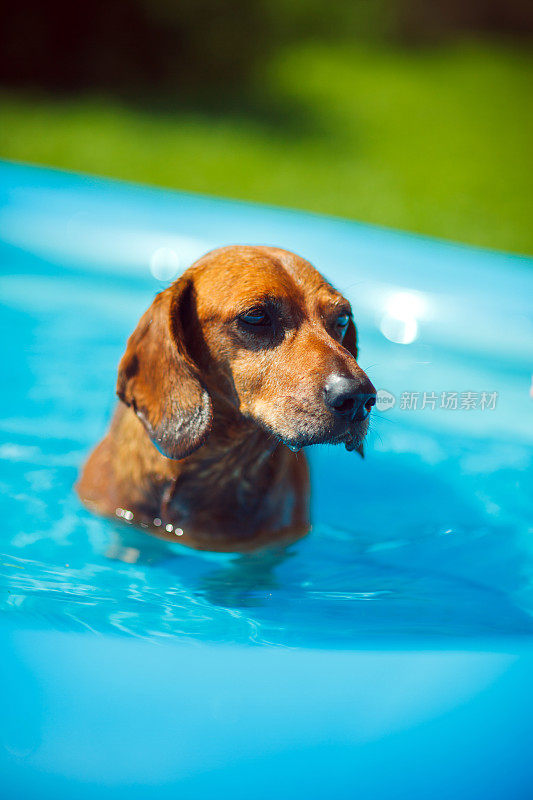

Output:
xmin=1 ymin=41 xmax=532 ymax=254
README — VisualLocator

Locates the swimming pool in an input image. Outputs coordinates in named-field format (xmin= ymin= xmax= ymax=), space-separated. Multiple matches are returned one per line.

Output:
xmin=1 ymin=161 xmax=532 ymax=797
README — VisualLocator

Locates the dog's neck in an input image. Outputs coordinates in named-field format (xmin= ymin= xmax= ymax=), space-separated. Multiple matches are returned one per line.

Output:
xmin=187 ymin=421 xmax=280 ymax=476
xmin=163 ymin=407 xmax=286 ymax=520
xmin=83 ymin=401 xmax=308 ymax=551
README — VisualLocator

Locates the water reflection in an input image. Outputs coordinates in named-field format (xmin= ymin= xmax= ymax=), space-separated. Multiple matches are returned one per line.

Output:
xmin=149 ymin=246 xmax=181 ymax=282
xmin=192 ymin=549 xmax=295 ymax=609
xmin=380 ymin=290 xmax=429 ymax=345
xmin=105 ymin=523 xmax=294 ymax=609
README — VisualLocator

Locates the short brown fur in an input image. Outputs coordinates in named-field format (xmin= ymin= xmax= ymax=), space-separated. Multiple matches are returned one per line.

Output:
xmin=76 ymin=246 xmax=374 ymax=552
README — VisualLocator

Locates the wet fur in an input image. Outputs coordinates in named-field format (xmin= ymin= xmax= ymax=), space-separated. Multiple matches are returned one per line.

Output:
xmin=77 ymin=245 xmax=372 ymax=552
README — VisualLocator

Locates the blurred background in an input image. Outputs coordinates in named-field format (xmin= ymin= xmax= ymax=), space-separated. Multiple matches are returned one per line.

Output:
xmin=1 ymin=0 xmax=531 ymax=254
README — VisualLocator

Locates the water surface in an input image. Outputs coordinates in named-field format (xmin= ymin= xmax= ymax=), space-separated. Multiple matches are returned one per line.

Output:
xmin=1 ymin=163 xmax=532 ymax=647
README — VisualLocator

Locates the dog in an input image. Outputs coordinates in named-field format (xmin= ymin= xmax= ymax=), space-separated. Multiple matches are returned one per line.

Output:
xmin=76 ymin=245 xmax=376 ymax=552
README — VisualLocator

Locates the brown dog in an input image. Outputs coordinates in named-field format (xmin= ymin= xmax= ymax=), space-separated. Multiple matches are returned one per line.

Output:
xmin=76 ymin=246 xmax=375 ymax=552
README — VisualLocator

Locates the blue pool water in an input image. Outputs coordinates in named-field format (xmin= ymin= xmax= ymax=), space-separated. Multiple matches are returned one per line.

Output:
xmin=1 ymin=162 xmax=532 ymax=797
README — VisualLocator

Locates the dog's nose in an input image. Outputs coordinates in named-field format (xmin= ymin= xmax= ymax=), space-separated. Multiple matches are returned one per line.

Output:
xmin=324 ymin=374 xmax=376 ymax=421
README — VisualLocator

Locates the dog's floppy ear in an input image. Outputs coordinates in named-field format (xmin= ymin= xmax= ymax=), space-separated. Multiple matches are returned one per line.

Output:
xmin=342 ymin=317 xmax=358 ymax=359
xmin=117 ymin=278 xmax=212 ymax=460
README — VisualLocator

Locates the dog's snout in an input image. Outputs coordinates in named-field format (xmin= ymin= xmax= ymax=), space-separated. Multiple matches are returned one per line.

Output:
xmin=324 ymin=374 xmax=376 ymax=421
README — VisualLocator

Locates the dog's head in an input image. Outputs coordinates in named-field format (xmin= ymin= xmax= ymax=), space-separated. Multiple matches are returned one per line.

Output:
xmin=117 ymin=245 xmax=375 ymax=459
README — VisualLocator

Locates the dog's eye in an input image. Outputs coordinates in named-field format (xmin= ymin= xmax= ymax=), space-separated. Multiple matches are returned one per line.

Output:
xmin=239 ymin=309 xmax=271 ymax=327
xmin=335 ymin=313 xmax=350 ymax=331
